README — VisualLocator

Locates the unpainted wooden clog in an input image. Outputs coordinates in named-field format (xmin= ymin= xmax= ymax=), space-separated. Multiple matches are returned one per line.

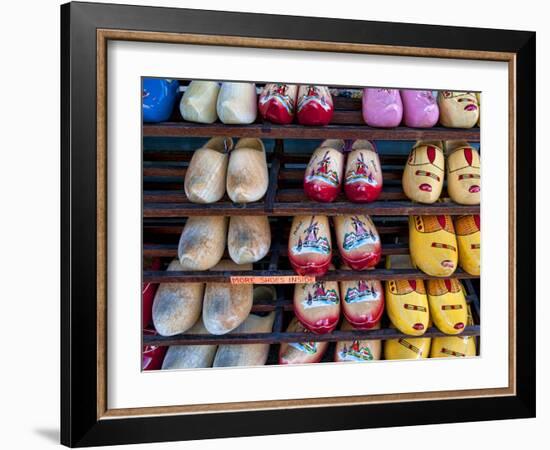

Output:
xmin=152 ymin=259 xmax=204 ymax=336
xmin=180 ymin=80 xmax=220 ymax=124
xmin=184 ymin=137 xmax=232 ymax=204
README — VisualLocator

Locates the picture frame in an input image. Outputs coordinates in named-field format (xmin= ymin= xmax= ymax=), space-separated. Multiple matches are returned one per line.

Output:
xmin=61 ymin=1 xmax=536 ymax=447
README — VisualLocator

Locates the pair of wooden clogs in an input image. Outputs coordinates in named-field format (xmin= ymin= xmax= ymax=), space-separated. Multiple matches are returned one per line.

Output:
xmin=279 ymin=318 xmax=382 ymax=364
xmin=258 ymin=84 xmax=334 ymax=125
xmin=403 ymin=140 xmax=481 ymax=205
xmin=362 ymin=88 xmax=440 ymax=128
xmin=185 ymin=137 xmax=268 ymax=204
xmin=161 ymin=287 xmax=277 ymax=369
xmin=409 ymin=214 xmax=480 ymax=277
xmin=151 ymin=259 xmax=254 ymax=338
xmin=385 ymin=254 xmax=468 ymax=336
xmin=180 ymin=81 xmax=257 ymax=124
xmin=362 ymin=89 xmax=479 ymax=129
xmin=304 ymin=139 xmax=383 ymax=203
xmin=288 ymin=214 xmax=381 ymax=276
xmin=293 ymin=270 xmax=384 ymax=334
xmin=178 ymin=215 xmax=271 ymax=268
xmin=362 ymin=89 xmax=444 ymax=128
xmin=384 ymin=304 xmax=477 ymax=360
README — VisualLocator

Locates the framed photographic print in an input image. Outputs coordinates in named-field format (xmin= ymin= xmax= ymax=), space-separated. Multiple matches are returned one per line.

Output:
xmin=61 ymin=1 xmax=536 ymax=447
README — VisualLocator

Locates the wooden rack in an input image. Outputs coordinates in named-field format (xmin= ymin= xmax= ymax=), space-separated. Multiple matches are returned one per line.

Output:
xmin=142 ymin=86 xmax=481 ymax=356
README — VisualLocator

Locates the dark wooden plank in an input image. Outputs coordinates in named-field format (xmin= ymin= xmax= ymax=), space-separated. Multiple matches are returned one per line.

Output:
xmin=265 ymin=143 xmax=282 ymax=212
xmin=143 ymin=122 xmax=480 ymax=141
xmin=142 ymin=268 xmax=477 ymax=283
xmin=142 ymin=242 xmax=410 ymax=258
xmin=143 ymin=325 xmax=480 ymax=346
xmin=143 ymin=200 xmax=478 ymax=217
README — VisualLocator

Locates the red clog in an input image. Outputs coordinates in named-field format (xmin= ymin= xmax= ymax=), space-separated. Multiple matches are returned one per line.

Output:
xmin=293 ymin=277 xmax=340 ymax=334
xmin=296 ymin=85 xmax=334 ymax=126
xmin=334 ymin=215 xmax=381 ymax=270
xmin=344 ymin=140 xmax=383 ymax=203
xmin=258 ymin=83 xmax=297 ymax=124
xmin=288 ymin=215 xmax=332 ymax=277
xmin=304 ymin=139 xmax=344 ymax=203
xmin=339 ymin=268 xmax=385 ymax=329
xmin=142 ymin=328 xmax=167 ymax=371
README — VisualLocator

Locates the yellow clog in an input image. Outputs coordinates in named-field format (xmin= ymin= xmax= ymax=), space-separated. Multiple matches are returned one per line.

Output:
xmin=409 ymin=215 xmax=458 ymax=276
xmin=455 ymin=215 xmax=480 ymax=276
xmin=384 ymin=334 xmax=431 ymax=360
xmin=427 ymin=279 xmax=468 ymax=334
xmin=431 ymin=305 xmax=477 ymax=357
xmin=385 ymin=254 xmax=429 ymax=336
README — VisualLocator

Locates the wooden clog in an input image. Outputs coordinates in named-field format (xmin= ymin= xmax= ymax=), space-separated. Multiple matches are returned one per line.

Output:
xmin=142 ymin=78 xmax=179 ymax=123
xmin=179 ymin=80 xmax=220 ymax=124
xmin=142 ymin=328 xmax=167 ymax=370
xmin=152 ymin=259 xmax=204 ymax=336
xmin=288 ymin=215 xmax=332 ymax=276
xmin=213 ymin=312 xmax=275 ymax=367
xmin=296 ymin=85 xmax=334 ymax=126
xmin=177 ymin=216 xmax=227 ymax=270
xmin=438 ymin=91 xmax=479 ymax=128
xmin=217 ymin=82 xmax=257 ymax=124
xmin=402 ymin=141 xmax=445 ymax=204
xmin=344 ymin=140 xmax=383 ymax=203
xmin=445 ymin=141 xmax=480 ymax=205
xmin=161 ymin=318 xmax=218 ymax=369
xmin=430 ymin=305 xmax=476 ymax=358
xmin=334 ymin=320 xmax=382 ymax=362
xmin=430 ymin=335 xmax=476 ymax=358
xmin=202 ymin=260 xmax=253 ymax=335
xmin=455 ymin=215 xmax=480 ymax=276
xmin=228 ymin=215 xmax=271 ymax=264
xmin=279 ymin=317 xmax=329 ymax=364
xmin=258 ymin=83 xmax=298 ymax=124
xmin=226 ymin=138 xmax=269 ymax=203
xmin=334 ymin=215 xmax=381 ymax=270
xmin=476 ymin=93 xmax=481 ymax=127
xmin=362 ymin=88 xmax=403 ymax=128
xmin=384 ymin=334 xmax=432 ymax=360
xmin=409 ymin=215 xmax=458 ymax=277
xmin=184 ymin=137 xmax=232 ymax=204
xmin=427 ymin=279 xmax=468 ymax=334
xmin=293 ymin=274 xmax=340 ymax=334
xmin=340 ymin=265 xmax=384 ymax=329
xmin=304 ymin=139 xmax=344 ymax=202
xmin=401 ymin=89 xmax=439 ymax=128
xmin=385 ymin=255 xmax=429 ymax=336
xmin=142 ymin=257 xmax=161 ymax=328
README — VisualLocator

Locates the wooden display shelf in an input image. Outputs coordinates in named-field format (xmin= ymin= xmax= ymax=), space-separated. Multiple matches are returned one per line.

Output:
xmin=142 ymin=88 xmax=481 ymax=354
xmin=144 ymin=91 xmax=480 ymax=141
xmin=143 ymin=121 xmax=480 ymax=141
xmin=143 ymin=267 xmax=478 ymax=283
xmin=143 ymin=325 xmax=480 ymax=346
xmin=143 ymin=148 xmax=480 ymax=217
xmin=143 ymin=277 xmax=480 ymax=347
